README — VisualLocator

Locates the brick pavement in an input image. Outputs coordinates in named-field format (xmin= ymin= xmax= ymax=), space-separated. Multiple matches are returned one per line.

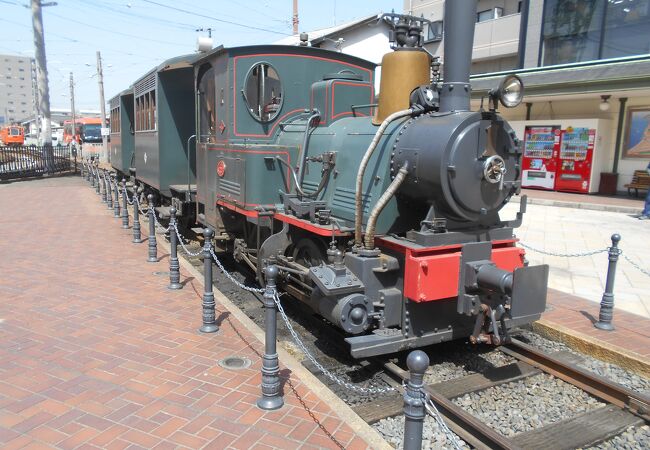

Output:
xmin=0 ymin=176 xmax=381 ymax=449
xmin=541 ymin=289 xmax=650 ymax=362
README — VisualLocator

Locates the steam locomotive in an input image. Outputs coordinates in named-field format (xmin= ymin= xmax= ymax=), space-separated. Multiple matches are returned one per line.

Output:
xmin=109 ymin=0 xmax=549 ymax=358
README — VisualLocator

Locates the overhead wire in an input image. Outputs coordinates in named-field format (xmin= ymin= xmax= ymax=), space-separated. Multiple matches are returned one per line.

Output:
xmin=44 ymin=9 xmax=191 ymax=48
xmin=71 ymin=0 xmax=198 ymax=32
xmin=140 ymin=0 xmax=292 ymax=36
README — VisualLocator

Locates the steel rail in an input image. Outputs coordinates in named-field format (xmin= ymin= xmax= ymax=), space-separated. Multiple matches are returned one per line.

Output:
xmin=383 ymin=361 xmax=521 ymax=450
xmin=502 ymin=338 xmax=650 ymax=422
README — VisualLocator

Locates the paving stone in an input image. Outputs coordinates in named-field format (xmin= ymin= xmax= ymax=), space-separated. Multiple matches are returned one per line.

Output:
xmin=0 ymin=176 xmax=371 ymax=449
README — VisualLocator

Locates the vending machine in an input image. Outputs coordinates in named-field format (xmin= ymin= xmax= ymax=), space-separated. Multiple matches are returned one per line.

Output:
xmin=555 ymin=127 xmax=596 ymax=193
xmin=521 ymin=125 xmax=561 ymax=190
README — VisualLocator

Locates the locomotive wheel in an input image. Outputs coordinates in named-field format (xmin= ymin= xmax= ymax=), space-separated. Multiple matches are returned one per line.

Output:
xmin=291 ymin=238 xmax=327 ymax=268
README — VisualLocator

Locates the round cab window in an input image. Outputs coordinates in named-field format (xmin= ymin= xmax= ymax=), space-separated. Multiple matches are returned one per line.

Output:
xmin=244 ymin=63 xmax=282 ymax=122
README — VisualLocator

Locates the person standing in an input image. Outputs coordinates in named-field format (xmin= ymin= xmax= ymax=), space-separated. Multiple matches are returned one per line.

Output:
xmin=639 ymin=161 xmax=650 ymax=220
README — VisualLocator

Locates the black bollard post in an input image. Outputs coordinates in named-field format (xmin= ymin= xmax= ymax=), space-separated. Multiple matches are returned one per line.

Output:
xmin=121 ymin=178 xmax=129 ymax=229
xmin=257 ymin=265 xmax=284 ymax=411
xmin=101 ymin=170 xmax=108 ymax=203
xmin=147 ymin=194 xmax=158 ymax=263
xmin=595 ymin=234 xmax=621 ymax=331
xmin=403 ymin=350 xmax=429 ymax=450
xmin=132 ymin=183 xmax=142 ymax=242
xmin=96 ymin=164 xmax=101 ymax=195
xmin=168 ymin=207 xmax=182 ymax=290
xmin=199 ymin=228 xmax=218 ymax=333
xmin=113 ymin=176 xmax=121 ymax=218
xmin=106 ymin=174 xmax=113 ymax=209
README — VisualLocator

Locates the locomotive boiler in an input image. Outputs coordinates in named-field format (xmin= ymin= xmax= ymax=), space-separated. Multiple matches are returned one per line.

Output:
xmin=109 ymin=0 xmax=549 ymax=358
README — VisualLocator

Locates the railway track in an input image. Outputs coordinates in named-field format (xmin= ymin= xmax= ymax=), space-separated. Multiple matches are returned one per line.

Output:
xmin=355 ymin=338 xmax=650 ymax=450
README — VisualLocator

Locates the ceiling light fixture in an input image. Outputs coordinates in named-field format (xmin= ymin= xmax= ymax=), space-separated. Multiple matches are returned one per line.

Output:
xmin=599 ymin=95 xmax=611 ymax=112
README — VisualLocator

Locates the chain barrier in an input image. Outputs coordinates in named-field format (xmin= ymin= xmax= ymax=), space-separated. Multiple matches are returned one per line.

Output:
xmin=172 ymin=222 xmax=203 ymax=258
xmin=518 ymin=241 xmax=608 ymax=258
xmin=424 ymin=396 xmax=464 ymax=450
xmin=272 ymin=292 xmax=395 ymax=395
xmin=150 ymin=207 xmax=168 ymax=232
xmin=520 ymin=241 xmax=649 ymax=279
xmin=622 ymin=254 xmax=650 ymax=277
xmin=132 ymin=194 xmax=149 ymax=216
xmin=208 ymin=247 xmax=265 ymax=294
xmin=125 ymin=189 xmax=135 ymax=206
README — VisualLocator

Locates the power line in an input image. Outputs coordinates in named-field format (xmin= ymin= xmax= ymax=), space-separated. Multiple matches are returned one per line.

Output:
xmin=140 ymin=0 xmax=292 ymax=36
xmin=75 ymin=0 xmax=198 ymax=31
xmin=44 ymin=9 xmax=190 ymax=47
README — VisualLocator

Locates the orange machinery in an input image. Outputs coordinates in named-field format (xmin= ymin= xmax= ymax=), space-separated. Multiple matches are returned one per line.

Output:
xmin=0 ymin=125 xmax=25 ymax=146
xmin=63 ymin=117 xmax=103 ymax=144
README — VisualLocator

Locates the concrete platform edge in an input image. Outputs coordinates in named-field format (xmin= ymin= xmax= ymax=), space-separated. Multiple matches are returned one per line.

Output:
xmin=532 ymin=319 xmax=650 ymax=378
xmin=157 ymin=237 xmax=392 ymax=450
xmin=511 ymin=195 xmax=639 ymax=214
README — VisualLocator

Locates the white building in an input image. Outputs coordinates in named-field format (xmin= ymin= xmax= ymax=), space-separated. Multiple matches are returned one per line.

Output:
xmin=409 ymin=0 xmax=650 ymax=194
xmin=274 ymin=15 xmax=392 ymax=93
xmin=0 ymin=54 xmax=36 ymax=125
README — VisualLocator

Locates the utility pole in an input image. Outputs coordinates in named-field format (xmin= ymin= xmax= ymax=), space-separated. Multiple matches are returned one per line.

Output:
xmin=31 ymin=59 xmax=39 ymax=141
xmin=96 ymin=50 xmax=108 ymax=163
xmin=292 ymin=0 xmax=299 ymax=35
xmin=69 ymin=72 xmax=76 ymax=144
xmin=31 ymin=0 xmax=53 ymax=154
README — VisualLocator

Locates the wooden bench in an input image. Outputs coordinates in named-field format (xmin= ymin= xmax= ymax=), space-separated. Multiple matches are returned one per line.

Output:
xmin=625 ymin=170 xmax=650 ymax=197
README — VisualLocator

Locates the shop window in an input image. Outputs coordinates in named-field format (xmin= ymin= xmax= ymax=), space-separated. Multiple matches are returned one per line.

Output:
xmin=477 ymin=7 xmax=503 ymax=22
xmin=243 ymin=62 xmax=282 ymax=123
xmin=198 ymin=64 xmax=216 ymax=143
xmin=601 ymin=0 xmax=650 ymax=59
xmin=540 ymin=0 xmax=650 ymax=65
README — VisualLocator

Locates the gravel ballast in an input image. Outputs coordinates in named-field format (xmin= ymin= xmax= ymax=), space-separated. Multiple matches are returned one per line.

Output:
xmin=515 ymin=329 xmax=650 ymax=395
xmin=453 ymin=373 xmax=604 ymax=437
xmin=374 ymin=414 xmax=470 ymax=449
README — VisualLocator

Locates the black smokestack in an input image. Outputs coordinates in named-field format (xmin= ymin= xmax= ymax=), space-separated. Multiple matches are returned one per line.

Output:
xmin=439 ymin=0 xmax=477 ymax=112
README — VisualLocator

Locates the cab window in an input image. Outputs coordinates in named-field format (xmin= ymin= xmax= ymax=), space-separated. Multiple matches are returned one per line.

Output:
xmin=198 ymin=64 xmax=216 ymax=143
xmin=243 ymin=62 xmax=282 ymax=123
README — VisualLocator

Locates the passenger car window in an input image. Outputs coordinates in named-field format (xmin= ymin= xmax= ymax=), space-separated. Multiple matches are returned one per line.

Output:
xmin=243 ymin=62 xmax=282 ymax=122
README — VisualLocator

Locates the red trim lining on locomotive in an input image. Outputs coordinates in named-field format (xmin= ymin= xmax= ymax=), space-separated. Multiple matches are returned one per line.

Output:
xmin=215 ymin=199 xmax=349 ymax=238
xmin=274 ymin=213 xmax=349 ymax=237
xmin=233 ymin=53 xmax=372 ymax=137
xmin=330 ymin=81 xmax=373 ymax=121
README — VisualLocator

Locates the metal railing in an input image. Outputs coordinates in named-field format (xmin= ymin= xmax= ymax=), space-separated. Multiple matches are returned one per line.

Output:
xmin=0 ymin=144 xmax=75 ymax=180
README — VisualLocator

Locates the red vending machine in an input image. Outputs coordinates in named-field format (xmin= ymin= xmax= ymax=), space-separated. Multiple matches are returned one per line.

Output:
xmin=555 ymin=127 xmax=596 ymax=193
xmin=521 ymin=125 xmax=561 ymax=190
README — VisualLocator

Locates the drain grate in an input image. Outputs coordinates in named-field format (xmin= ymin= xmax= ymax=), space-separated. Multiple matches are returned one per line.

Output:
xmin=153 ymin=271 xmax=170 ymax=276
xmin=218 ymin=356 xmax=252 ymax=370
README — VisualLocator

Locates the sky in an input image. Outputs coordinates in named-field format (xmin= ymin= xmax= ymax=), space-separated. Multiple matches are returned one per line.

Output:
xmin=0 ymin=0 xmax=400 ymax=112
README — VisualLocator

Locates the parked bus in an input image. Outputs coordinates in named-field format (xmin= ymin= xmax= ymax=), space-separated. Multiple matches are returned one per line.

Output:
xmin=63 ymin=118 xmax=103 ymax=144
xmin=0 ymin=125 xmax=25 ymax=146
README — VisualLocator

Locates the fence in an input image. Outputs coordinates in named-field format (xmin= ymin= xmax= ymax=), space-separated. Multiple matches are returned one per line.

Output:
xmin=0 ymin=145 xmax=75 ymax=180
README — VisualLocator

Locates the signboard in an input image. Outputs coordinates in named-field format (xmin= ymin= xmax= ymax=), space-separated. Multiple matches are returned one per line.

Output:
xmin=101 ymin=127 xmax=110 ymax=136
